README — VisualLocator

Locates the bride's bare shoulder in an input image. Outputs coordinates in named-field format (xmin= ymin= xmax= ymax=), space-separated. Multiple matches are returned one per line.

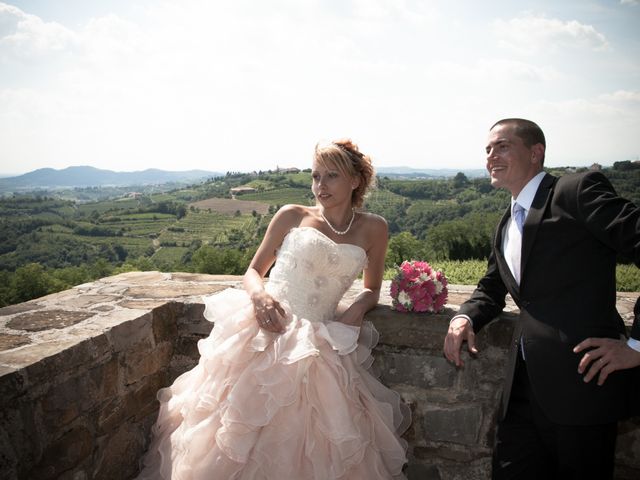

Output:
xmin=270 ymin=204 xmax=317 ymax=230
xmin=358 ymin=212 xmax=388 ymax=234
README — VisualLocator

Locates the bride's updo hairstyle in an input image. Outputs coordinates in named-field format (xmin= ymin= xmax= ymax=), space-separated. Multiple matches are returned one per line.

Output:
xmin=314 ymin=139 xmax=376 ymax=208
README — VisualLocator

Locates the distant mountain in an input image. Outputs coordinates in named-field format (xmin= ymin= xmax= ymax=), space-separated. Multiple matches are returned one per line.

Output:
xmin=377 ymin=166 xmax=487 ymax=178
xmin=0 ymin=166 xmax=223 ymax=192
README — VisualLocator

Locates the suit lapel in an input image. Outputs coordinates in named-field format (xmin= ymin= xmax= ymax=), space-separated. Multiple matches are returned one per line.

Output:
xmin=520 ymin=173 xmax=556 ymax=278
xmin=494 ymin=206 xmax=520 ymax=295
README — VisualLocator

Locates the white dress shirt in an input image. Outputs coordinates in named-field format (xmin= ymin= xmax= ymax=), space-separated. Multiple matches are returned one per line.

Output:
xmin=452 ymin=171 xmax=640 ymax=352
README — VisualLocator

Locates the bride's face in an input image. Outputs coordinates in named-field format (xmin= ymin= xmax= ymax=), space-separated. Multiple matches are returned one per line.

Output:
xmin=311 ymin=159 xmax=357 ymax=207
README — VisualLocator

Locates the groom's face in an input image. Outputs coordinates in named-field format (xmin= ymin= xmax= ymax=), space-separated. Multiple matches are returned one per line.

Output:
xmin=485 ymin=124 xmax=541 ymax=198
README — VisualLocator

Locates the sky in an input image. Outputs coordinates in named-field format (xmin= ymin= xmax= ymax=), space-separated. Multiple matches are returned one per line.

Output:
xmin=0 ymin=0 xmax=639 ymax=175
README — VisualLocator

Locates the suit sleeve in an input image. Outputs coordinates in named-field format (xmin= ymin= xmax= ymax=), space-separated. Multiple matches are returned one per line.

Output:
xmin=457 ymin=248 xmax=508 ymax=333
xmin=576 ymin=171 xmax=640 ymax=339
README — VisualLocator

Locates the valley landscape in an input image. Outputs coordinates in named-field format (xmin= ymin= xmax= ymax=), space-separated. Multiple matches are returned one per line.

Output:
xmin=1 ymin=162 xmax=639 ymax=307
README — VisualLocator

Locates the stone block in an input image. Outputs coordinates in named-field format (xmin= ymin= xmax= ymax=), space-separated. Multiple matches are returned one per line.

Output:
xmin=0 ymin=301 xmax=41 ymax=317
xmin=106 ymin=314 xmax=154 ymax=353
xmin=406 ymin=463 xmax=441 ymax=480
xmin=129 ymin=371 xmax=167 ymax=422
xmin=30 ymin=425 xmax=93 ymax=479
xmin=367 ymin=306 xmax=449 ymax=352
xmin=423 ymin=404 xmax=482 ymax=446
xmin=413 ymin=444 xmax=491 ymax=462
xmin=98 ymin=371 xmax=166 ymax=434
xmin=41 ymin=337 xmax=111 ymax=379
xmin=126 ymin=283 xmax=218 ymax=299
xmin=89 ymin=357 xmax=119 ymax=400
xmin=616 ymin=416 xmax=640 ymax=474
xmin=93 ymin=423 xmax=144 ymax=480
xmin=151 ymin=304 xmax=179 ymax=344
xmin=180 ymin=302 xmax=206 ymax=322
xmin=0 ymin=333 xmax=31 ymax=351
xmin=119 ymin=299 xmax=168 ymax=310
xmin=0 ymin=424 xmax=18 ymax=480
xmin=59 ymin=295 xmax=118 ymax=309
xmin=437 ymin=458 xmax=492 ymax=480
xmin=124 ymin=340 xmax=172 ymax=386
xmin=0 ymin=400 xmax=40 ymax=479
xmin=0 ymin=369 xmax=26 ymax=402
xmin=97 ymin=397 xmax=125 ymax=435
xmin=2 ymin=340 xmax=78 ymax=382
xmin=377 ymin=352 xmax=455 ymax=390
xmin=173 ymin=334 xmax=203 ymax=361
xmin=0 ymin=276 xmax=638 ymax=480
xmin=7 ymin=310 xmax=94 ymax=332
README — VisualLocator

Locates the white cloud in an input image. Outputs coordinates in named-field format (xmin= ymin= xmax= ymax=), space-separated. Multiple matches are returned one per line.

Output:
xmin=0 ymin=2 xmax=77 ymax=59
xmin=0 ymin=1 xmax=638 ymax=173
xmin=530 ymin=91 xmax=640 ymax=165
xmin=492 ymin=15 xmax=609 ymax=55
xmin=599 ymin=90 xmax=640 ymax=103
xmin=620 ymin=0 xmax=639 ymax=5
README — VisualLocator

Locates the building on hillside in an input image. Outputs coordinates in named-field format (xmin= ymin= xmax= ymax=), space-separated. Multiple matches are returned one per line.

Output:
xmin=230 ymin=186 xmax=257 ymax=196
xmin=276 ymin=167 xmax=300 ymax=174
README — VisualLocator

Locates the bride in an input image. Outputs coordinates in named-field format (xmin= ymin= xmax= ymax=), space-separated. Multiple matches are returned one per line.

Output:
xmin=136 ymin=139 xmax=410 ymax=479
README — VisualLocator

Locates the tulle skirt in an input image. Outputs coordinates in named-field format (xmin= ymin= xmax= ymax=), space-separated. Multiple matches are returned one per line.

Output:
xmin=136 ymin=288 xmax=410 ymax=479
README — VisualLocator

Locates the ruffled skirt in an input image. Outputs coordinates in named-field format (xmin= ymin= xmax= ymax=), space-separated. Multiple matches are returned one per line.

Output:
xmin=136 ymin=288 xmax=410 ymax=479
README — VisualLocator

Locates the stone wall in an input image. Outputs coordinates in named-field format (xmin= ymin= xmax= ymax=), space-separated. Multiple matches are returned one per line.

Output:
xmin=0 ymin=271 xmax=638 ymax=479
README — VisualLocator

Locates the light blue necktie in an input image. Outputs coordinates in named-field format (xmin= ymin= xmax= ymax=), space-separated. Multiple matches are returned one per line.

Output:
xmin=513 ymin=202 xmax=525 ymax=234
xmin=506 ymin=202 xmax=525 ymax=285
xmin=512 ymin=202 xmax=527 ymax=359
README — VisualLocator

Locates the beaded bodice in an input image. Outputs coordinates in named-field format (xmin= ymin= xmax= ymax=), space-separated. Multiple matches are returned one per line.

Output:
xmin=265 ymin=227 xmax=367 ymax=323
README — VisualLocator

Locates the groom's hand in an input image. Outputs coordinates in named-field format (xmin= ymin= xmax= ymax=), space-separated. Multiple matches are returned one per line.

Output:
xmin=574 ymin=337 xmax=640 ymax=386
xmin=444 ymin=316 xmax=478 ymax=367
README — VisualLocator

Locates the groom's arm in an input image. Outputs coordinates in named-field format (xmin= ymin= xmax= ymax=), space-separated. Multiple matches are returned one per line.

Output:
xmin=444 ymin=250 xmax=508 ymax=366
xmin=457 ymin=249 xmax=508 ymax=332
xmin=572 ymin=171 xmax=640 ymax=384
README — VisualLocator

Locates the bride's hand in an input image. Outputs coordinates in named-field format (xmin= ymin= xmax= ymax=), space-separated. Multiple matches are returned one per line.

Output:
xmin=335 ymin=304 xmax=364 ymax=328
xmin=251 ymin=291 xmax=286 ymax=333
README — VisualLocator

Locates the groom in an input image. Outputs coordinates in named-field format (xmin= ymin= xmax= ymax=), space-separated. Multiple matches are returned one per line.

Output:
xmin=443 ymin=118 xmax=640 ymax=479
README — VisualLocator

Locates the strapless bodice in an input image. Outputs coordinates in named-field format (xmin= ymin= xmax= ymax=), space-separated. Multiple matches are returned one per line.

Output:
xmin=265 ymin=227 xmax=367 ymax=322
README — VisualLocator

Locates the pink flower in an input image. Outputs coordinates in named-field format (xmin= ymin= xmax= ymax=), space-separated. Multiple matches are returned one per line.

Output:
xmin=390 ymin=260 xmax=449 ymax=314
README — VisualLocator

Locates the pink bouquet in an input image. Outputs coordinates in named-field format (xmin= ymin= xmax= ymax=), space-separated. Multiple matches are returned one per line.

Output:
xmin=390 ymin=260 xmax=448 ymax=313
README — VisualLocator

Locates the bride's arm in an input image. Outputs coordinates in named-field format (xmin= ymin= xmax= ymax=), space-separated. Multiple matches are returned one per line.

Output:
xmin=243 ymin=205 xmax=302 ymax=333
xmin=337 ymin=215 xmax=389 ymax=327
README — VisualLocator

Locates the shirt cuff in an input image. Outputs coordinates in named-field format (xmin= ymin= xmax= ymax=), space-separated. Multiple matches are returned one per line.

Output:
xmin=627 ymin=337 xmax=640 ymax=353
xmin=450 ymin=314 xmax=472 ymax=327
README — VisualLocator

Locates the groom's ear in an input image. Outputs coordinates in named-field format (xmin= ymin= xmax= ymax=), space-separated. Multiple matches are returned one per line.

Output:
xmin=530 ymin=143 xmax=545 ymax=165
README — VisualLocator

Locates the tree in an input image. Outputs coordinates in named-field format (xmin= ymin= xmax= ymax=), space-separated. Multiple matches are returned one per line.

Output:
xmin=386 ymin=232 xmax=427 ymax=268
xmin=453 ymin=172 xmax=469 ymax=189
xmin=191 ymin=245 xmax=248 ymax=275
xmin=12 ymin=263 xmax=50 ymax=303
xmin=426 ymin=212 xmax=501 ymax=260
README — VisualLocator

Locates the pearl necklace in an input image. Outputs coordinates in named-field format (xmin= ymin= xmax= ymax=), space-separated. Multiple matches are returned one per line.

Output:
xmin=320 ymin=209 xmax=355 ymax=235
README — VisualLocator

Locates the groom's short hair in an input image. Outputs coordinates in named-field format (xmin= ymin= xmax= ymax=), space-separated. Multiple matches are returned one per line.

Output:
xmin=491 ymin=118 xmax=546 ymax=165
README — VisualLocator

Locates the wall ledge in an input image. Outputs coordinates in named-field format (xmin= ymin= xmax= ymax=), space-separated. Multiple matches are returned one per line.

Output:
xmin=0 ymin=272 xmax=638 ymax=479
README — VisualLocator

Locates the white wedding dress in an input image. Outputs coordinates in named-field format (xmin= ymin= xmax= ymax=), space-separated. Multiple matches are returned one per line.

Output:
xmin=137 ymin=227 xmax=410 ymax=479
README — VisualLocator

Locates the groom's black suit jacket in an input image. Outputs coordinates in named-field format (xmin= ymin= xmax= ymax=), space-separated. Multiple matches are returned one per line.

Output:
xmin=458 ymin=171 xmax=640 ymax=425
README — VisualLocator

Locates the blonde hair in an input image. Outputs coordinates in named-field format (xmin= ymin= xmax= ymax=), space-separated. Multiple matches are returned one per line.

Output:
xmin=314 ymin=139 xmax=375 ymax=208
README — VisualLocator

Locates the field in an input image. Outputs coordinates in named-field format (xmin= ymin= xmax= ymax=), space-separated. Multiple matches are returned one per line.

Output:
xmin=2 ymin=166 xmax=639 ymax=300
xmin=158 ymin=211 xmax=256 ymax=245
xmin=190 ymin=198 xmax=270 ymax=215
xmin=366 ymin=189 xmax=408 ymax=209
xmin=238 ymin=187 xmax=314 ymax=206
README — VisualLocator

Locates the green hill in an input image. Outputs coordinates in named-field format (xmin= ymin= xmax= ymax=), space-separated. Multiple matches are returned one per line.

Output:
xmin=1 ymin=164 xmax=639 ymax=306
